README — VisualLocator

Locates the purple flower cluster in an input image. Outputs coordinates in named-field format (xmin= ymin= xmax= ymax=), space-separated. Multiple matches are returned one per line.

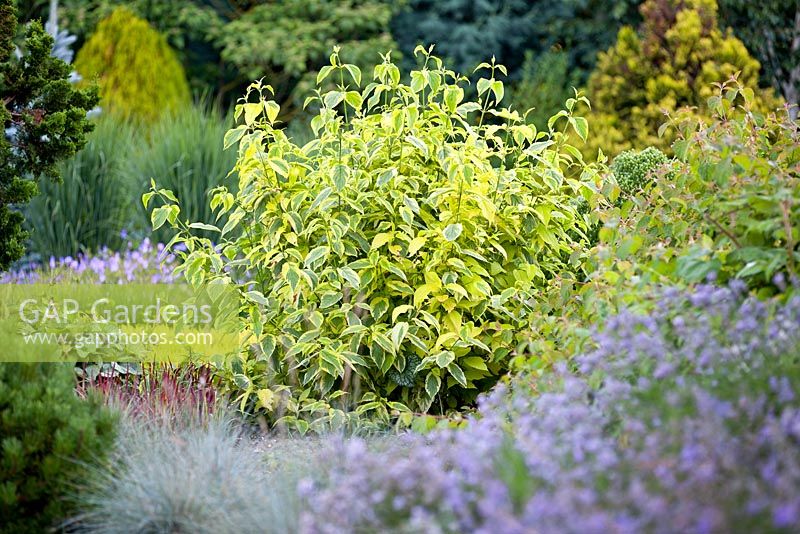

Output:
xmin=0 ymin=239 xmax=178 ymax=284
xmin=300 ymin=284 xmax=800 ymax=533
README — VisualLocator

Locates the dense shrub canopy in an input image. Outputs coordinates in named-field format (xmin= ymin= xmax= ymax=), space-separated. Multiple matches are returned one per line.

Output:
xmin=148 ymin=49 xmax=607 ymax=427
xmin=74 ymin=6 xmax=190 ymax=123
xmin=585 ymin=0 xmax=779 ymax=157
xmin=719 ymin=0 xmax=800 ymax=114
xmin=51 ymin=0 xmax=394 ymax=109
xmin=599 ymin=80 xmax=799 ymax=291
xmin=0 ymin=363 xmax=117 ymax=533
xmin=611 ymin=146 xmax=670 ymax=196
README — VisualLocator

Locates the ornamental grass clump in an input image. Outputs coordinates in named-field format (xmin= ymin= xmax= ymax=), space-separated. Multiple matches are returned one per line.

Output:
xmin=73 ymin=416 xmax=309 ymax=534
xmin=25 ymin=116 xmax=138 ymax=259
xmin=145 ymin=47 xmax=606 ymax=426
xmin=76 ymin=363 xmax=218 ymax=429
xmin=125 ymin=104 xmax=238 ymax=244
xmin=300 ymin=284 xmax=800 ymax=532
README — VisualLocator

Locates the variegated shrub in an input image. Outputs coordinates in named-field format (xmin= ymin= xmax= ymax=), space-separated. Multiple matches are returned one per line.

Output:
xmin=145 ymin=47 xmax=606 ymax=429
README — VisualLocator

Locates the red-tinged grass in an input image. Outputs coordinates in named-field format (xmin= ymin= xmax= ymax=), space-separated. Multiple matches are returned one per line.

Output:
xmin=76 ymin=363 xmax=217 ymax=427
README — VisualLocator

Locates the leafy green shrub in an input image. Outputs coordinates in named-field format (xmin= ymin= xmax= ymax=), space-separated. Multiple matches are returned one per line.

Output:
xmin=127 ymin=105 xmax=238 ymax=243
xmin=610 ymin=146 xmax=670 ymax=196
xmin=73 ymin=6 xmax=190 ymax=123
xmin=0 ymin=363 xmax=117 ymax=533
xmin=517 ymin=81 xmax=791 ymax=374
xmin=584 ymin=0 xmax=779 ymax=157
xmin=146 ymin=48 xmax=605 ymax=427
xmin=24 ymin=117 xmax=138 ymax=259
xmin=600 ymin=79 xmax=800 ymax=291
xmin=1 ymin=0 xmax=98 ymax=270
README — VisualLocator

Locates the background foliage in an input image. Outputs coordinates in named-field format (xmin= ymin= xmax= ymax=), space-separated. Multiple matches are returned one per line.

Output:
xmin=719 ymin=0 xmax=799 ymax=115
xmin=73 ymin=6 xmax=190 ymax=123
xmin=13 ymin=0 xmax=798 ymax=115
xmin=52 ymin=0 xmax=223 ymax=91
xmin=392 ymin=0 xmax=641 ymax=84
xmin=512 ymin=49 xmax=581 ymax=130
xmin=584 ymin=0 xmax=779 ymax=157
xmin=43 ymin=0 xmax=396 ymax=112
xmin=215 ymin=0 xmax=395 ymax=120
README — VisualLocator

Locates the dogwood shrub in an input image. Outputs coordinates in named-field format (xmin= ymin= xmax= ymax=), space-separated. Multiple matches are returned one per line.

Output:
xmin=146 ymin=47 xmax=606 ymax=427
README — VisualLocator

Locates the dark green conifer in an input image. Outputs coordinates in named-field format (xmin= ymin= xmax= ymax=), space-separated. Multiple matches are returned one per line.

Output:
xmin=0 ymin=0 xmax=98 ymax=269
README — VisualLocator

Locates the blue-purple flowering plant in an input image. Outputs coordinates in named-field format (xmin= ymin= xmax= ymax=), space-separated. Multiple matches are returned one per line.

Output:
xmin=300 ymin=283 xmax=800 ymax=533
xmin=1 ymin=238 xmax=177 ymax=284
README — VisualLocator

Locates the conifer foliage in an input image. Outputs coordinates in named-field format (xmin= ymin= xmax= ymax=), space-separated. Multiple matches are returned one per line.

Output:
xmin=584 ymin=0 xmax=779 ymax=157
xmin=0 ymin=0 xmax=98 ymax=270
xmin=0 ymin=363 xmax=117 ymax=533
xmin=74 ymin=6 xmax=190 ymax=123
